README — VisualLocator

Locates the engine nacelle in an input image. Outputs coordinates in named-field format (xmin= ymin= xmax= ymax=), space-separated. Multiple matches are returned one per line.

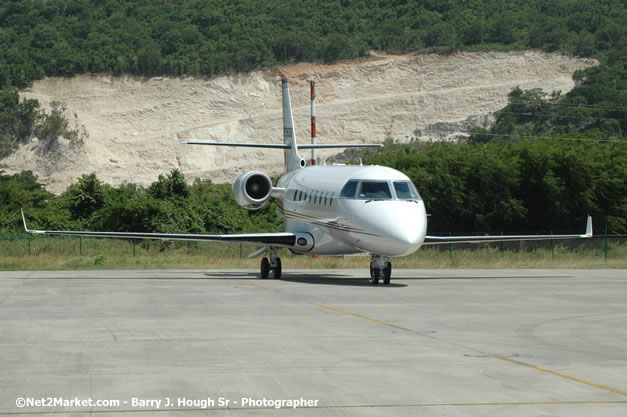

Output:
xmin=232 ymin=171 xmax=274 ymax=210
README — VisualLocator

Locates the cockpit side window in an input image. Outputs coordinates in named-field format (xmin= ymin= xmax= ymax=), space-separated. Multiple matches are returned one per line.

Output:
xmin=340 ymin=180 xmax=358 ymax=198
xmin=358 ymin=182 xmax=392 ymax=199
xmin=393 ymin=181 xmax=421 ymax=200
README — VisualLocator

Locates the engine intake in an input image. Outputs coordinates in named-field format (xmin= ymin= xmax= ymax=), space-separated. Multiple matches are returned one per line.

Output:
xmin=292 ymin=232 xmax=315 ymax=252
xmin=233 ymin=171 xmax=274 ymax=210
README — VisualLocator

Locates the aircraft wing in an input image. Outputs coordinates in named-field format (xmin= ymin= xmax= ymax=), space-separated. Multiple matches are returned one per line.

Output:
xmin=423 ymin=215 xmax=593 ymax=245
xmin=21 ymin=210 xmax=298 ymax=247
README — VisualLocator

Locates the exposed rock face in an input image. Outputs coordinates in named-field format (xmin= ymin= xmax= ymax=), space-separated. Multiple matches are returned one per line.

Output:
xmin=2 ymin=51 xmax=596 ymax=193
xmin=410 ymin=114 xmax=495 ymax=141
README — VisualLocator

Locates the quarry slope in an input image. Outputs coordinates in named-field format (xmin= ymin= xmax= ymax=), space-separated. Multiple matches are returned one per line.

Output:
xmin=3 ymin=51 xmax=596 ymax=193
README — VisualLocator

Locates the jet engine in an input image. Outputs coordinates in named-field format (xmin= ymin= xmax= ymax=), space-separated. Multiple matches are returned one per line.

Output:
xmin=232 ymin=171 xmax=274 ymax=210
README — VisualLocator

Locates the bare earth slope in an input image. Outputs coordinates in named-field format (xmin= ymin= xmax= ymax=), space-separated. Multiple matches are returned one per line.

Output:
xmin=2 ymin=51 xmax=595 ymax=193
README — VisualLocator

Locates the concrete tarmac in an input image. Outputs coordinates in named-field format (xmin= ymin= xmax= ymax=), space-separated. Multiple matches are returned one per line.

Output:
xmin=0 ymin=269 xmax=625 ymax=416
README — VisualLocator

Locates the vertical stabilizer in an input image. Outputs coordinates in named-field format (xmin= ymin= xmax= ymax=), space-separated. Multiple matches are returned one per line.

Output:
xmin=282 ymin=76 xmax=305 ymax=172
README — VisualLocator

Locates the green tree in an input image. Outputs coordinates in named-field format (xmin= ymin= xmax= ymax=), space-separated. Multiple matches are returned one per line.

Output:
xmin=363 ymin=139 xmax=626 ymax=234
xmin=65 ymin=173 xmax=106 ymax=220
xmin=148 ymin=169 xmax=189 ymax=200
xmin=0 ymin=170 xmax=52 ymax=232
xmin=35 ymin=101 xmax=78 ymax=149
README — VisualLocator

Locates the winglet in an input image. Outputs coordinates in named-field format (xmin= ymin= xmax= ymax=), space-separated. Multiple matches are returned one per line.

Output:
xmin=584 ymin=215 xmax=593 ymax=237
xmin=21 ymin=209 xmax=31 ymax=233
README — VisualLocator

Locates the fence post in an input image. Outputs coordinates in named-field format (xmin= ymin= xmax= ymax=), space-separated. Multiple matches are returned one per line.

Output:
xmin=604 ymin=224 xmax=608 ymax=263
xmin=240 ymin=243 xmax=243 ymax=259
xmin=448 ymin=232 xmax=453 ymax=259
xmin=551 ymin=239 xmax=555 ymax=261
xmin=133 ymin=240 xmax=136 ymax=257
xmin=500 ymin=233 xmax=504 ymax=259
xmin=187 ymin=240 xmax=190 ymax=254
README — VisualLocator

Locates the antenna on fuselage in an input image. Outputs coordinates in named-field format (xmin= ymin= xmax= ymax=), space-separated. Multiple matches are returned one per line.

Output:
xmin=310 ymin=80 xmax=317 ymax=166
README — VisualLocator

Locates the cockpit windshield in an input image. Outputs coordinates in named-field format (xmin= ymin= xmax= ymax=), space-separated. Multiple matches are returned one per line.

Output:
xmin=340 ymin=179 xmax=422 ymax=200
xmin=393 ymin=181 xmax=420 ymax=199
xmin=358 ymin=182 xmax=392 ymax=199
xmin=339 ymin=180 xmax=358 ymax=198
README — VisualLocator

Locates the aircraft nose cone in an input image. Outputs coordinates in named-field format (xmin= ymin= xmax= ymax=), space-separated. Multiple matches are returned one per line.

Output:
xmin=388 ymin=224 xmax=421 ymax=246
xmin=381 ymin=213 xmax=423 ymax=255
xmin=344 ymin=200 xmax=427 ymax=257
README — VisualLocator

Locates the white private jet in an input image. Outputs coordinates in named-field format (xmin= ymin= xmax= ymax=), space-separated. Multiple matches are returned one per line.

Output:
xmin=22 ymin=77 xmax=593 ymax=285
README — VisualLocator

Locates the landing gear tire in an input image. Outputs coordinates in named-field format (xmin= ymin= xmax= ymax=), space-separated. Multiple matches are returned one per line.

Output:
xmin=383 ymin=262 xmax=392 ymax=285
xmin=272 ymin=257 xmax=282 ymax=280
xmin=370 ymin=255 xmax=390 ymax=286
xmin=260 ymin=257 xmax=270 ymax=279
xmin=370 ymin=267 xmax=380 ymax=285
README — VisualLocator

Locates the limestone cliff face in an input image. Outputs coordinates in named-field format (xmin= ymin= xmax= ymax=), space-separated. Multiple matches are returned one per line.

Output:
xmin=2 ymin=51 xmax=595 ymax=193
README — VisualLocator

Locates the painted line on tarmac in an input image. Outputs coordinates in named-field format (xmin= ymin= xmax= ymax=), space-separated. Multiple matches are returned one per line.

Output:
xmin=4 ymin=400 xmax=627 ymax=415
xmin=497 ymin=356 xmax=627 ymax=396
xmin=239 ymin=281 xmax=281 ymax=294
xmin=238 ymin=281 xmax=409 ymax=331
xmin=311 ymin=303 xmax=412 ymax=332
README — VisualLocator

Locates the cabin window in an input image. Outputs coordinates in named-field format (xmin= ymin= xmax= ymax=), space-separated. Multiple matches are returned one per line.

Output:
xmin=340 ymin=180 xmax=358 ymax=198
xmin=393 ymin=181 xmax=421 ymax=199
xmin=358 ymin=182 xmax=392 ymax=199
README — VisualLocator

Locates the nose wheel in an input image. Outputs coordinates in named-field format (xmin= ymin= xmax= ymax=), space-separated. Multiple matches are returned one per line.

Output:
xmin=370 ymin=256 xmax=391 ymax=285
xmin=384 ymin=262 xmax=392 ymax=285
xmin=260 ymin=249 xmax=282 ymax=279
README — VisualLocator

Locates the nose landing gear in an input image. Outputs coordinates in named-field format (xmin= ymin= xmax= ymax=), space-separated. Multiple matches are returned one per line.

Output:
xmin=370 ymin=255 xmax=391 ymax=285
xmin=260 ymin=249 xmax=282 ymax=279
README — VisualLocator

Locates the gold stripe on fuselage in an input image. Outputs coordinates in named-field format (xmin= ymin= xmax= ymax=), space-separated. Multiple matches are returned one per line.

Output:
xmin=277 ymin=202 xmax=380 ymax=238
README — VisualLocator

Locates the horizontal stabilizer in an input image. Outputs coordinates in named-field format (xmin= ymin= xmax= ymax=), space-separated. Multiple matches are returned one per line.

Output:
xmin=182 ymin=141 xmax=382 ymax=150
xmin=181 ymin=141 xmax=289 ymax=149
xmin=298 ymin=144 xmax=382 ymax=149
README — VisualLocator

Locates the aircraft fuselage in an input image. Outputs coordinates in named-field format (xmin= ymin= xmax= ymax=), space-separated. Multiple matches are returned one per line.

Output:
xmin=277 ymin=164 xmax=427 ymax=257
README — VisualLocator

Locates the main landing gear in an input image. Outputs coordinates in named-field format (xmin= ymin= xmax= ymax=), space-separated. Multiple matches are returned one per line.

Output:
xmin=370 ymin=255 xmax=392 ymax=285
xmin=260 ymin=249 xmax=282 ymax=279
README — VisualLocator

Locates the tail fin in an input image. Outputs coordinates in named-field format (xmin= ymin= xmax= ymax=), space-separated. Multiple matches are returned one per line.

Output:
xmin=182 ymin=76 xmax=383 ymax=172
xmin=281 ymin=76 xmax=306 ymax=172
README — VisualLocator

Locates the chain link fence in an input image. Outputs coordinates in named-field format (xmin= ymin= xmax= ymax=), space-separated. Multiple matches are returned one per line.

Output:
xmin=0 ymin=235 xmax=260 ymax=258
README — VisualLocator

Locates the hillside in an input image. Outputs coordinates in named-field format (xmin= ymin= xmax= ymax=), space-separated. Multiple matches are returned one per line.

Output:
xmin=1 ymin=51 xmax=595 ymax=193
xmin=1 ymin=0 xmax=622 ymax=88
